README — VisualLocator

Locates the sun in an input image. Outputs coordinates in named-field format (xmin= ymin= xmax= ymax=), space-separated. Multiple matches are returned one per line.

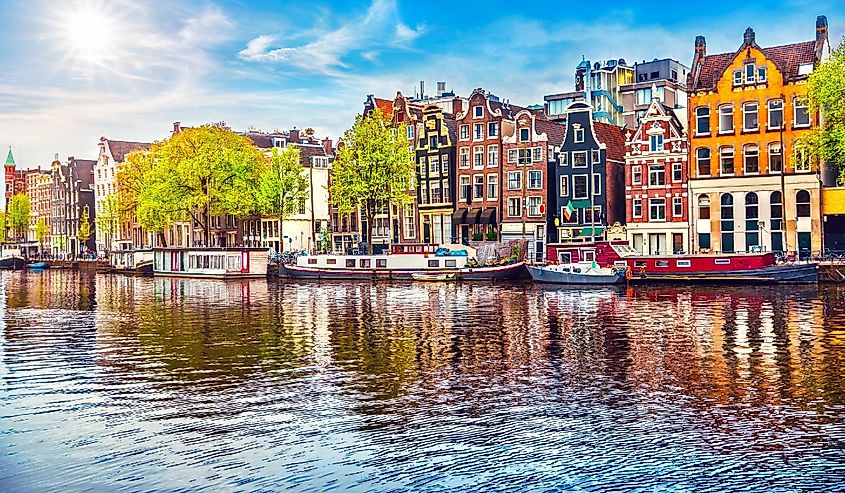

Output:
xmin=60 ymin=3 xmax=116 ymax=63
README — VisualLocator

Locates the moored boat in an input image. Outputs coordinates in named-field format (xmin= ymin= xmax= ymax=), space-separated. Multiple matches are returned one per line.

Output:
xmin=109 ymin=249 xmax=154 ymax=276
xmin=26 ymin=262 xmax=49 ymax=269
xmin=153 ymin=247 xmax=269 ymax=279
xmin=527 ymin=262 xmax=625 ymax=285
xmin=0 ymin=254 xmax=27 ymax=270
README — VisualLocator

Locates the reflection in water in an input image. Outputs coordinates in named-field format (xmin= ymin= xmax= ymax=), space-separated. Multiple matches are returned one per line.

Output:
xmin=1 ymin=270 xmax=844 ymax=491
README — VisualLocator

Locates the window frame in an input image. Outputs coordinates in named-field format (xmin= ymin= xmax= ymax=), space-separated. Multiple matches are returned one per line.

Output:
xmin=767 ymin=99 xmax=784 ymax=130
xmin=632 ymin=198 xmax=642 ymax=218
xmin=559 ymin=175 xmax=569 ymax=197
xmin=742 ymin=101 xmax=759 ymax=131
xmin=572 ymin=151 xmax=588 ymax=168
xmin=632 ymin=165 xmax=642 ymax=185
xmin=695 ymin=107 xmax=710 ymax=135
xmin=743 ymin=144 xmax=759 ymax=174
xmin=672 ymin=196 xmax=683 ymax=217
xmin=720 ymin=146 xmax=735 ymax=176
xmin=793 ymin=97 xmax=810 ymax=128
xmin=572 ymin=174 xmax=589 ymax=199
xmin=719 ymin=104 xmax=734 ymax=134
xmin=649 ymin=198 xmax=666 ymax=221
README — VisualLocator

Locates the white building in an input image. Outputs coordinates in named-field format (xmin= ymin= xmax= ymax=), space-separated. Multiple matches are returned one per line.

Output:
xmin=94 ymin=138 xmax=150 ymax=251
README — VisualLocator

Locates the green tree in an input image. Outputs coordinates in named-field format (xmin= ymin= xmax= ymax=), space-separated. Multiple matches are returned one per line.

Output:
xmin=256 ymin=146 xmax=309 ymax=252
xmin=804 ymin=38 xmax=845 ymax=183
xmin=78 ymin=207 xmax=93 ymax=252
xmin=35 ymin=217 xmax=49 ymax=254
xmin=96 ymin=193 xmax=120 ymax=252
xmin=0 ymin=212 xmax=6 ymax=243
xmin=7 ymin=193 xmax=31 ymax=242
xmin=330 ymin=108 xmax=416 ymax=254
xmin=133 ymin=124 xmax=265 ymax=246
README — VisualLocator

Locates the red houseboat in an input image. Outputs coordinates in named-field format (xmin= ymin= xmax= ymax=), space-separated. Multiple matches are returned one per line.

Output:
xmin=546 ymin=241 xmax=817 ymax=283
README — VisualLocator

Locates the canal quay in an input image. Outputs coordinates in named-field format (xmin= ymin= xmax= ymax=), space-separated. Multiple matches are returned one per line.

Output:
xmin=1 ymin=269 xmax=844 ymax=492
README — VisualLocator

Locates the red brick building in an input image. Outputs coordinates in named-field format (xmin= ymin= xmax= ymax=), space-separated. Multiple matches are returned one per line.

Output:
xmin=624 ymin=95 xmax=690 ymax=254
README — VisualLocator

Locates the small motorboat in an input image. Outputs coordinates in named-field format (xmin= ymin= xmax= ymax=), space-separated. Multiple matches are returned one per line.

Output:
xmin=0 ymin=255 xmax=27 ymax=270
xmin=411 ymin=272 xmax=457 ymax=282
xmin=26 ymin=262 xmax=49 ymax=269
xmin=527 ymin=262 xmax=626 ymax=285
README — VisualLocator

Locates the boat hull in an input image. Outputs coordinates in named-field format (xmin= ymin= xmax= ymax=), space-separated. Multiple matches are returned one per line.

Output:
xmin=283 ymin=262 xmax=527 ymax=281
xmin=0 ymin=256 xmax=27 ymax=270
xmin=527 ymin=265 xmax=625 ymax=285
xmin=26 ymin=262 xmax=49 ymax=269
xmin=629 ymin=263 xmax=818 ymax=284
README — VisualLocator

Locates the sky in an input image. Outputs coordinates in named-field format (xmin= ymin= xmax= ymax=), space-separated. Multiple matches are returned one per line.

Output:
xmin=1 ymin=0 xmax=843 ymax=168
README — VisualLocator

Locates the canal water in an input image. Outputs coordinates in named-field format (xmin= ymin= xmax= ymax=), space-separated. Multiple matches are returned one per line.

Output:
xmin=1 ymin=270 xmax=844 ymax=492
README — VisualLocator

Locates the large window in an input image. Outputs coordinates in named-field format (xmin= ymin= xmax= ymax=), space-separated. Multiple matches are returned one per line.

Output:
xmin=507 ymin=197 xmax=521 ymax=217
xmin=473 ymin=175 xmax=484 ymax=200
xmin=697 ymin=194 xmax=710 ymax=220
xmin=430 ymin=182 xmax=442 ymax=203
xmin=487 ymin=145 xmax=498 ymax=167
xmin=794 ymin=97 xmax=810 ymax=127
xmin=743 ymin=145 xmax=759 ymax=174
xmin=745 ymin=192 xmax=759 ymax=248
xmin=459 ymin=176 xmax=470 ymax=202
xmin=528 ymin=170 xmax=542 ymax=189
xmin=672 ymin=162 xmax=682 ymax=182
xmin=459 ymin=147 xmax=469 ymax=168
xmin=649 ymin=134 xmax=664 ymax=152
xmin=720 ymin=147 xmax=734 ymax=175
xmin=721 ymin=193 xmax=735 ymax=253
xmin=460 ymin=125 xmax=469 ymax=140
xmin=770 ymin=191 xmax=783 ymax=250
xmin=768 ymin=99 xmax=783 ymax=129
xmin=488 ymin=122 xmax=498 ymax=137
xmin=573 ymin=175 xmax=588 ymax=199
xmin=527 ymin=197 xmax=542 ymax=217
xmin=473 ymin=146 xmax=484 ymax=168
xmin=648 ymin=164 xmax=665 ymax=186
xmin=743 ymin=102 xmax=758 ymax=131
xmin=673 ymin=196 xmax=683 ymax=217
xmin=796 ymin=190 xmax=811 ymax=217
xmin=559 ymin=176 xmax=569 ymax=196
xmin=696 ymin=107 xmax=710 ymax=135
xmin=649 ymin=198 xmax=666 ymax=221
xmin=697 ymin=148 xmax=711 ymax=176
xmin=487 ymin=175 xmax=497 ymax=200
xmin=508 ymin=171 xmax=521 ymax=190
xmin=573 ymin=151 xmax=588 ymax=168
xmin=719 ymin=105 xmax=734 ymax=133
xmin=768 ymin=143 xmax=782 ymax=173
xmin=474 ymin=124 xmax=483 ymax=140
xmin=795 ymin=145 xmax=810 ymax=172
xmin=632 ymin=198 xmax=642 ymax=218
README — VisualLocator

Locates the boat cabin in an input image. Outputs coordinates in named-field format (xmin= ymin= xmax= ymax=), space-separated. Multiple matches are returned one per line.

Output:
xmin=153 ymin=247 xmax=269 ymax=278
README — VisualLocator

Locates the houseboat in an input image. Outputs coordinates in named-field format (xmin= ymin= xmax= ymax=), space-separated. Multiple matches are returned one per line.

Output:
xmin=109 ymin=249 xmax=154 ymax=275
xmin=545 ymin=241 xmax=817 ymax=283
xmin=0 ymin=248 xmax=27 ymax=270
xmin=283 ymin=243 xmax=527 ymax=281
xmin=527 ymin=262 xmax=626 ymax=285
xmin=153 ymin=247 xmax=269 ymax=279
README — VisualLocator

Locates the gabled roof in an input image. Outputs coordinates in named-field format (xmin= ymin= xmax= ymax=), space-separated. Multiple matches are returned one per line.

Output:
xmin=535 ymin=119 xmax=566 ymax=146
xmin=374 ymin=98 xmax=393 ymax=118
xmin=5 ymin=147 xmax=15 ymax=166
xmin=104 ymin=139 xmax=151 ymax=162
xmin=692 ymin=40 xmax=816 ymax=91
xmin=593 ymin=122 xmax=626 ymax=162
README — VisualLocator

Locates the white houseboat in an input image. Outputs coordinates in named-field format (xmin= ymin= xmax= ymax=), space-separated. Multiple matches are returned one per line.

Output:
xmin=109 ymin=249 xmax=154 ymax=275
xmin=153 ymin=247 xmax=269 ymax=279
xmin=282 ymin=243 xmax=527 ymax=281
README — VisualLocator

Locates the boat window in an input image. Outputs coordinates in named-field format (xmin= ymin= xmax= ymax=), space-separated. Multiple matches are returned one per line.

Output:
xmin=676 ymin=260 xmax=691 ymax=267
xmin=326 ymin=258 xmax=337 ymax=265
xmin=360 ymin=259 xmax=371 ymax=268
xmin=428 ymin=260 xmax=439 ymax=267
xmin=377 ymin=259 xmax=387 ymax=268
xmin=655 ymin=260 xmax=669 ymax=268
xmin=613 ymin=261 xmax=627 ymax=267
xmin=715 ymin=259 xmax=731 ymax=265
xmin=573 ymin=268 xmax=582 ymax=273
xmin=558 ymin=252 xmax=572 ymax=264
xmin=308 ymin=258 xmax=317 ymax=265
xmin=582 ymin=250 xmax=596 ymax=262
xmin=634 ymin=261 xmax=648 ymax=268
xmin=346 ymin=259 xmax=356 ymax=268
xmin=445 ymin=259 xmax=456 ymax=267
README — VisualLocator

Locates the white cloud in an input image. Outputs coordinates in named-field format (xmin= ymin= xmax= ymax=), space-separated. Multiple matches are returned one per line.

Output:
xmin=179 ymin=5 xmax=235 ymax=45
xmin=394 ymin=23 xmax=426 ymax=44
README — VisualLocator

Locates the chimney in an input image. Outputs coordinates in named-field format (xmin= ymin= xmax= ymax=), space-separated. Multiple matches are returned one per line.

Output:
xmin=437 ymin=81 xmax=446 ymax=96
xmin=816 ymin=15 xmax=829 ymax=60
xmin=743 ymin=27 xmax=755 ymax=47
xmin=321 ymin=137 xmax=333 ymax=156
xmin=290 ymin=127 xmax=300 ymax=143
xmin=452 ymin=96 xmax=463 ymax=115
xmin=420 ymin=81 xmax=425 ymax=100
xmin=172 ymin=121 xmax=181 ymax=134
xmin=695 ymin=35 xmax=706 ymax=58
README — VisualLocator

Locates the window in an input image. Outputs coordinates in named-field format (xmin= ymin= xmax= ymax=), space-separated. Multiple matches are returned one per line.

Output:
xmin=559 ymin=152 xmax=569 ymax=166
xmin=768 ymin=99 xmax=783 ymax=129
xmin=528 ymin=170 xmax=542 ymax=189
xmin=574 ymin=128 xmax=585 ymax=143
xmin=430 ymin=182 xmax=442 ymax=203
xmin=721 ymin=193 xmax=735 ymax=253
xmin=508 ymin=197 xmax=521 ymax=217
xmin=720 ymin=193 xmax=734 ymax=219
xmin=473 ymin=175 xmax=484 ymax=200
xmin=445 ymin=259 xmax=456 ymax=268
xmin=745 ymin=193 xmax=759 ymax=243
xmin=795 ymin=145 xmax=810 ymax=172
xmin=673 ymin=196 xmax=683 ymax=217
xmin=377 ymin=259 xmax=388 ymax=268
xmin=533 ymin=147 xmax=542 ymax=163
xmin=459 ymin=176 xmax=470 ymax=201
xmin=573 ymin=151 xmax=587 ymax=167
xmin=473 ymin=146 xmax=484 ymax=168
xmin=488 ymin=122 xmax=499 ymax=137
xmin=346 ymin=259 xmax=356 ymax=268
xmin=649 ymin=165 xmax=665 ymax=186
xmin=768 ymin=143 xmax=782 ymax=173
xmin=404 ymin=205 xmax=416 ymax=238
xmin=429 ymin=136 xmax=438 ymax=149
xmin=696 ymin=107 xmax=710 ymax=135
xmin=745 ymin=63 xmax=756 ymax=84
xmin=407 ymin=126 xmax=414 ymax=140
xmin=460 ymin=125 xmax=469 ymax=140
xmin=487 ymin=174 xmax=497 ymax=200
xmin=508 ymin=171 xmax=522 ymax=190
xmin=428 ymin=259 xmax=439 ymax=267
xmin=429 ymin=156 xmax=439 ymax=175
xmin=696 ymin=148 xmax=711 ymax=176
xmin=573 ymin=175 xmax=588 ymax=199
xmin=584 ymin=206 xmax=601 ymax=224
xmin=720 ymin=147 xmax=734 ymax=175
xmin=632 ymin=165 xmax=642 ymax=184
xmin=649 ymin=198 xmax=666 ymax=221
xmin=442 ymin=154 xmax=449 ymax=171
xmin=508 ymin=149 xmax=518 ymax=164
xmin=743 ymin=102 xmax=758 ymax=131
xmin=758 ymin=67 xmax=767 ymax=83
xmin=515 ymin=195 xmax=537 ymax=218
xmin=633 ymin=198 xmax=642 ymax=218
xmin=698 ymin=194 xmax=710 ymax=220
xmin=474 ymin=124 xmax=484 ymax=140
xmin=420 ymin=183 xmax=428 ymax=204
xmin=677 ymin=260 xmax=691 ymax=268
xmin=559 ymin=176 xmax=569 ymax=196
xmin=743 ymin=145 xmax=759 ymax=174
xmin=591 ymin=150 xmax=600 ymax=164
xmin=719 ymin=105 xmax=734 ymax=133
xmin=770 ymin=191 xmax=783 ymax=231
xmin=474 ymin=106 xmax=483 ymax=118
xmin=796 ymin=190 xmax=811 ymax=217
xmin=733 ymin=70 xmax=743 ymax=85
xmin=459 ymin=147 xmax=469 ymax=168
xmin=649 ymin=134 xmax=664 ymax=152
xmin=794 ymin=97 xmax=810 ymax=127
xmin=592 ymin=174 xmax=601 ymax=195
xmin=520 ymin=128 xmax=530 ymax=141
xmin=672 ymin=162 xmax=682 ymax=182
xmin=487 ymin=146 xmax=498 ymax=167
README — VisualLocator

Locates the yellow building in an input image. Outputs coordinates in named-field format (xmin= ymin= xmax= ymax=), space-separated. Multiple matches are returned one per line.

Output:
xmin=688 ymin=17 xmax=830 ymax=255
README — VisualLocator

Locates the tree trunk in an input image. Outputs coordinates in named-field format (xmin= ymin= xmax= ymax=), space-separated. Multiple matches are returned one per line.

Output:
xmin=366 ymin=199 xmax=375 ymax=255
xmin=278 ymin=216 xmax=284 ymax=253
xmin=204 ymin=207 xmax=211 ymax=247
xmin=158 ymin=231 xmax=167 ymax=247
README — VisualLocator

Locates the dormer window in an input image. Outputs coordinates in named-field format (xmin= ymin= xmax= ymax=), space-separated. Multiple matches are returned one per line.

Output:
xmin=473 ymin=106 xmax=483 ymax=118
xmin=798 ymin=63 xmax=814 ymax=76
xmin=757 ymin=67 xmax=767 ymax=82
xmin=733 ymin=71 xmax=742 ymax=86
xmin=649 ymin=134 xmax=664 ymax=152
xmin=520 ymin=128 xmax=529 ymax=142
xmin=745 ymin=64 xmax=756 ymax=84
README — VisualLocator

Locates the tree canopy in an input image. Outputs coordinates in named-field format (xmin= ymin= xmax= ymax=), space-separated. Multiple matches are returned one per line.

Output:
xmin=7 ymin=193 xmax=30 ymax=242
xmin=95 ymin=193 xmax=120 ymax=251
xmin=256 ymin=145 xmax=310 ymax=252
xmin=78 ymin=207 xmax=93 ymax=249
xmin=805 ymin=38 xmax=845 ymax=183
xmin=35 ymin=217 xmax=49 ymax=253
xmin=329 ymin=108 xmax=416 ymax=253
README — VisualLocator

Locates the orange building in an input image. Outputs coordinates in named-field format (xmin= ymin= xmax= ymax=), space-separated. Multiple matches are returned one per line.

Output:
xmin=687 ymin=17 xmax=830 ymax=256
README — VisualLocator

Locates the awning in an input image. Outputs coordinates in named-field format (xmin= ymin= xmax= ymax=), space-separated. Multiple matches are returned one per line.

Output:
xmin=479 ymin=208 xmax=497 ymax=225
xmin=569 ymin=199 xmax=592 ymax=209
xmin=577 ymin=226 xmax=605 ymax=237
xmin=452 ymin=208 xmax=468 ymax=223
xmin=466 ymin=208 xmax=483 ymax=225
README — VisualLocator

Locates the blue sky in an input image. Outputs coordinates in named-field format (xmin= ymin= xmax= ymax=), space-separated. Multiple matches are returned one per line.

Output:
xmin=1 ymin=0 xmax=843 ymax=167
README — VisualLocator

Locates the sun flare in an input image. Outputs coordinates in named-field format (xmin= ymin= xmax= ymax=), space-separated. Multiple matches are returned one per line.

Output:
xmin=60 ymin=4 xmax=116 ymax=63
